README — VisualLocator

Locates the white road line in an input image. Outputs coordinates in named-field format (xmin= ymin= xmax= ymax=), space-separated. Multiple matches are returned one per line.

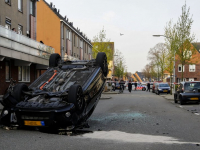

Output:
xmin=194 ymin=113 xmax=200 ymax=115
xmin=179 ymin=106 xmax=183 ymax=108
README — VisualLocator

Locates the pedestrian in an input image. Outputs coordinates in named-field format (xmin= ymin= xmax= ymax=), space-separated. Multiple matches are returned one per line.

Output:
xmin=134 ymin=81 xmax=137 ymax=90
xmin=128 ymin=80 xmax=132 ymax=93
xmin=112 ymin=82 xmax=116 ymax=91
xmin=146 ymin=82 xmax=150 ymax=92
xmin=119 ymin=79 xmax=125 ymax=90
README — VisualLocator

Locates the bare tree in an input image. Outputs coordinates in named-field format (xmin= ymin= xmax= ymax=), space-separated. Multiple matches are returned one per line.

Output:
xmin=148 ymin=43 xmax=168 ymax=81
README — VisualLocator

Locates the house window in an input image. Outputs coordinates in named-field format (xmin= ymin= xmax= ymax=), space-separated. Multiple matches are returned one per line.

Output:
xmin=69 ymin=30 xmax=71 ymax=40
xmin=30 ymin=0 xmax=35 ymax=16
xmin=5 ymin=61 xmax=11 ymax=81
xmin=18 ymin=0 xmax=23 ymax=11
xmin=19 ymin=66 xmax=30 ymax=82
xmin=77 ymin=37 xmax=79 ymax=47
xmin=74 ymin=35 xmax=76 ymax=46
xmin=189 ymin=65 xmax=195 ymax=72
xmin=189 ymin=78 xmax=194 ymax=81
xmin=66 ymin=30 xmax=69 ymax=39
xmin=5 ymin=18 xmax=11 ymax=29
xmin=18 ymin=66 xmax=22 ymax=81
xmin=5 ymin=0 xmax=11 ymax=5
xmin=18 ymin=25 xmax=23 ymax=34
xmin=178 ymin=64 xmax=185 ymax=72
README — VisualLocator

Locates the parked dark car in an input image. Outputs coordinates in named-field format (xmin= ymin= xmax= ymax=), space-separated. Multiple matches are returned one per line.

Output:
xmin=174 ymin=81 xmax=200 ymax=105
xmin=0 ymin=52 xmax=108 ymax=130
xmin=155 ymin=83 xmax=170 ymax=95
xmin=152 ymin=82 xmax=159 ymax=93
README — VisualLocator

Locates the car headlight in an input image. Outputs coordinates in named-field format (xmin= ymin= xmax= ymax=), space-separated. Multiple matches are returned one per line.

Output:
xmin=65 ymin=112 xmax=71 ymax=117
xmin=158 ymin=89 xmax=162 ymax=90
xmin=3 ymin=110 xmax=9 ymax=115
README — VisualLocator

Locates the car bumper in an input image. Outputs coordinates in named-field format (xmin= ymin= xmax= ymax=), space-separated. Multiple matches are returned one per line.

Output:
xmin=181 ymin=94 xmax=200 ymax=102
xmin=158 ymin=89 xmax=170 ymax=93
xmin=14 ymin=104 xmax=80 ymax=128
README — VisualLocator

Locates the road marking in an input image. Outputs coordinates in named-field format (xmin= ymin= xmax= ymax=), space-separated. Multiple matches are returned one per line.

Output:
xmin=194 ymin=113 xmax=200 ymax=115
xmin=79 ymin=130 xmax=200 ymax=145
xmin=179 ymin=106 xmax=183 ymax=108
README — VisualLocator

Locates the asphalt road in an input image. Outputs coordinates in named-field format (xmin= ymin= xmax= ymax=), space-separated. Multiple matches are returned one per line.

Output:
xmin=1 ymin=90 xmax=200 ymax=150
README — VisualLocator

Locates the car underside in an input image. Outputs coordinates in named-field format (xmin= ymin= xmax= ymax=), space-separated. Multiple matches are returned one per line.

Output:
xmin=0 ymin=52 xmax=108 ymax=130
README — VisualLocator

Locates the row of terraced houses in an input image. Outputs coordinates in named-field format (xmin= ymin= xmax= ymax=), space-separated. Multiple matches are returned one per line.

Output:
xmin=0 ymin=0 xmax=93 ymax=94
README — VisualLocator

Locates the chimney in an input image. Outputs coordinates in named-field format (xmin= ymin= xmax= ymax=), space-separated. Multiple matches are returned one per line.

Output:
xmin=58 ymin=9 xmax=60 ymax=14
xmin=50 ymin=2 xmax=53 ymax=7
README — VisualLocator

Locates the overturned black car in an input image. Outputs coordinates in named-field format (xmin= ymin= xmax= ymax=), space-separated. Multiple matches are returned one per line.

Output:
xmin=0 ymin=52 xmax=108 ymax=130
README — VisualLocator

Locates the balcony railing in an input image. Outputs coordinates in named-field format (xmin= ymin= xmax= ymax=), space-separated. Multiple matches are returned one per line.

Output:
xmin=0 ymin=25 xmax=54 ymax=59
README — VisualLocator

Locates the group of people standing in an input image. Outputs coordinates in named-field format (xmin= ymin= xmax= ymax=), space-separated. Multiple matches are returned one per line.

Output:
xmin=128 ymin=81 xmax=137 ymax=93
xmin=128 ymin=81 xmax=151 ymax=93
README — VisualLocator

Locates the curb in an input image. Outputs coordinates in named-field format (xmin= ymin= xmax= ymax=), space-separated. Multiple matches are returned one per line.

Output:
xmin=100 ymin=96 xmax=112 ymax=100
xmin=102 ymin=92 xmax=119 ymax=94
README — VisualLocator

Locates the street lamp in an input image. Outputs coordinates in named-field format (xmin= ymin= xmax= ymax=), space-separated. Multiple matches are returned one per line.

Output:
xmin=153 ymin=35 xmax=176 ymax=94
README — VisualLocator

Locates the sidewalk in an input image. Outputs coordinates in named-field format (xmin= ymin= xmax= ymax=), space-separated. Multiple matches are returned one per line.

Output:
xmin=159 ymin=92 xmax=174 ymax=100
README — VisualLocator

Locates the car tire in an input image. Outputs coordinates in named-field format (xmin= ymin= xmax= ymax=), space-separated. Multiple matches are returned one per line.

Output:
xmin=96 ymin=52 xmax=108 ymax=77
xmin=68 ymin=84 xmax=84 ymax=111
xmin=174 ymin=95 xmax=178 ymax=103
xmin=49 ymin=53 xmax=61 ymax=67
xmin=12 ymin=83 xmax=28 ymax=102
xmin=179 ymin=96 xmax=184 ymax=105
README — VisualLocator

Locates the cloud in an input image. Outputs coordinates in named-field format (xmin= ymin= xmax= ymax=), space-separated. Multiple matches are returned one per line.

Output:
xmin=102 ymin=11 xmax=116 ymax=22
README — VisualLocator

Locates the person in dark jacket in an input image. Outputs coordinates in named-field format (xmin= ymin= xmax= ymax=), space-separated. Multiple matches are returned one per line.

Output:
xmin=128 ymin=80 xmax=132 ymax=93
xmin=146 ymin=82 xmax=150 ymax=92
xmin=134 ymin=81 xmax=137 ymax=90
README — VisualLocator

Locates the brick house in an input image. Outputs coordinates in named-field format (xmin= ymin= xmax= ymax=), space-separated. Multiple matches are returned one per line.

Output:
xmin=175 ymin=42 xmax=200 ymax=83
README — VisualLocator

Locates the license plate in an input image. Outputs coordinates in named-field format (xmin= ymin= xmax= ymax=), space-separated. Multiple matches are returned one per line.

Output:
xmin=191 ymin=98 xmax=199 ymax=100
xmin=163 ymin=90 xmax=168 ymax=92
xmin=24 ymin=121 xmax=45 ymax=126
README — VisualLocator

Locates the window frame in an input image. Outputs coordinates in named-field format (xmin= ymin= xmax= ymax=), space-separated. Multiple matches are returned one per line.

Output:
xmin=5 ymin=0 xmax=11 ymax=5
xmin=5 ymin=18 xmax=11 ymax=29
xmin=30 ymin=0 xmax=35 ymax=16
xmin=18 ymin=66 xmax=30 ymax=82
xmin=18 ymin=0 xmax=23 ymax=12
xmin=178 ymin=64 xmax=185 ymax=72
xmin=18 ymin=24 xmax=23 ymax=34
xmin=189 ymin=64 xmax=196 ymax=72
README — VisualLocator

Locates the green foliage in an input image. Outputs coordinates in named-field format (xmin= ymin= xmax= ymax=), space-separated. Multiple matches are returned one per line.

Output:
xmin=114 ymin=50 xmax=126 ymax=79
xmin=175 ymin=3 xmax=196 ymax=81
xmin=92 ymin=27 xmax=113 ymax=62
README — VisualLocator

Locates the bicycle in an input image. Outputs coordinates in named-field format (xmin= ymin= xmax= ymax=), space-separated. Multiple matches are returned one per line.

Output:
xmin=6 ymin=78 xmax=16 ymax=94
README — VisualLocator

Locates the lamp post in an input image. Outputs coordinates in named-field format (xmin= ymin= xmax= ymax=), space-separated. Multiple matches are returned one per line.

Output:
xmin=153 ymin=35 xmax=176 ymax=94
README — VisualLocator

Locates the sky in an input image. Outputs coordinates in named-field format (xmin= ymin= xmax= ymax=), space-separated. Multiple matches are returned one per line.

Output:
xmin=45 ymin=0 xmax=200 ymax=73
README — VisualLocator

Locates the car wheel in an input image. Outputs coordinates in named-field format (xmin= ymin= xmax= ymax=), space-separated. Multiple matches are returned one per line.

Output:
xmin=12 ymin=83 xmax=28 ymax=102
xmin=96 ymin=52 xmax=108 ymax=77
xmin=68 ymin=84 xmax=84 ymax=111
xmin=49 ymin=53 xmax=61 ymax=67
xmin=174 ymin=95 xmax=178 ymax=103
xmin=179 ymin=96 xmax=184 ymax=105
